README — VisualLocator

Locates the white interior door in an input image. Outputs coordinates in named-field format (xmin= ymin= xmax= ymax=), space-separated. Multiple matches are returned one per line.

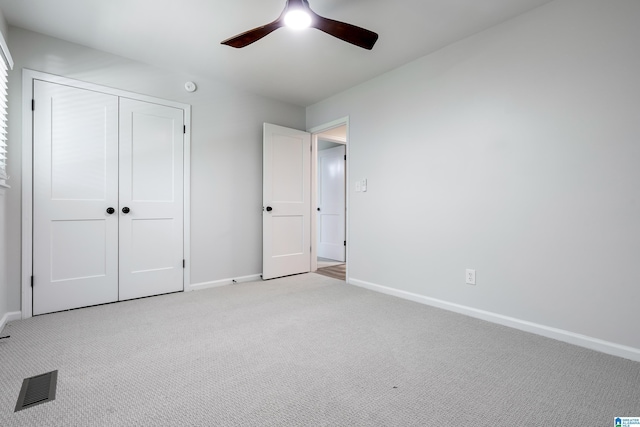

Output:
xmin=263 ymin=123 xmax=311 ymax=280
xmin=33 ymin=80 xmax=119 ymax=315
xmin=118 ymin=98 xmax=184 ymax=300
xmin=317 ymin=145 xmax=346 ymax=261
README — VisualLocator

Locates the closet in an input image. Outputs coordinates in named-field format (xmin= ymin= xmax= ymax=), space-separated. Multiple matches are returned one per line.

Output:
xmin=31 ymin=79 xmax=186 ymax=315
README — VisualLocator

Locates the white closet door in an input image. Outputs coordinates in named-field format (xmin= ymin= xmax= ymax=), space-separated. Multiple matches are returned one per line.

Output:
xmin=118 ymin=98 xmax=184 ymax=300
xmin=262 ymin=123 xmax=311 ymax=280
xmin=33 ymin=80 xmax=119 ymax=315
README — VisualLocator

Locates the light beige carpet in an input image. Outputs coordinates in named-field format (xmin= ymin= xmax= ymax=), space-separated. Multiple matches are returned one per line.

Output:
xmin=1 ymin=273 xmax=639 ymax=426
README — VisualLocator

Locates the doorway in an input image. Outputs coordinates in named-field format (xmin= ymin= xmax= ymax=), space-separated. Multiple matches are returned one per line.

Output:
xmin=261 ymin=120 xmax=348 ymax=282
xmin=311 ymin=121 xmax=348 ymax=281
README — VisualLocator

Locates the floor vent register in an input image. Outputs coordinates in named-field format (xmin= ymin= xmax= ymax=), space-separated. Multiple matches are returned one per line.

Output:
xmin=15 ymin=370 xmax=58 ymax=412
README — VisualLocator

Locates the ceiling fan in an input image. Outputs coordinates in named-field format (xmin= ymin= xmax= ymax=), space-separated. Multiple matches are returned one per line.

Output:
xmin=221 ymin=0 xmax=379 ymax=50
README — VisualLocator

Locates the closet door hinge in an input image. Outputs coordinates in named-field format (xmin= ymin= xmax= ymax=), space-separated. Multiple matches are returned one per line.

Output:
xmin=344 ymin=240 xmax=346 ymax=246
xmin=183 ymin=125 xmax=186 ymax=134
xmin=31 ymin=99 xmax=35 ymax=111
xmin=31 ymin=276 xmax=34 ymax=287
xmin=183 ymin=259 xmax=185 ymax=269
xmin=344 ymin=155 xmax=346 ymax=160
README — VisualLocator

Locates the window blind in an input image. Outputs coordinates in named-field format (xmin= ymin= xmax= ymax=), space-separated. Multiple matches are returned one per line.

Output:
xmin=0 ymin=55 xmax=7 ymax=181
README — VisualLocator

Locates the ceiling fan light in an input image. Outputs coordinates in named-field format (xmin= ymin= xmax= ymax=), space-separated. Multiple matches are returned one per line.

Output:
xmin=284 ymin=10 xmax=312 ymax=30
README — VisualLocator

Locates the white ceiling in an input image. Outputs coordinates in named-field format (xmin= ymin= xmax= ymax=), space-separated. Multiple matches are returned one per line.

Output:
xmin=0 ymin=0 xmax=552 ymax=107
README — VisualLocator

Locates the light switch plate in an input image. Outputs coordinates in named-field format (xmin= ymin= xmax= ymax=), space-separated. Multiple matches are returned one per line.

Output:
xmin=362 ymin=179 xmax=367 ymax=192
xmin=355 ymin=181 xmax=361 ymax=192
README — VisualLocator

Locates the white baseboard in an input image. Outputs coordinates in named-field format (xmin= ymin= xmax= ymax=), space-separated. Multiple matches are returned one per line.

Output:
xmin=189 ymin=274 xmax=262 ymax=292
xmin=348 ymin=277 xmax=640 ymax=363
xmin=0 ymin=311 xmax=22 ymax=334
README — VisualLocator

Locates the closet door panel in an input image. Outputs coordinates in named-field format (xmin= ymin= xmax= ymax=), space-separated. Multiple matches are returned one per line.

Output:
xmin=118 ymin=98 xmax=184 ymax=300
xmin=32 ymin=80 xmax=119 ymax=315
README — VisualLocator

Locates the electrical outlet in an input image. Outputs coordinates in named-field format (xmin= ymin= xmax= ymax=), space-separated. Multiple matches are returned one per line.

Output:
xmin=466 ymin=269 xmax=476 ymax=285
xmin=361 ymin=179 xmax=367 ymax=192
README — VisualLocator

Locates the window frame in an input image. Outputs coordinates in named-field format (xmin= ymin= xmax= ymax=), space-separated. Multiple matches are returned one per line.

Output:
xmin=0 ymin=29 xmax=14 ymax=187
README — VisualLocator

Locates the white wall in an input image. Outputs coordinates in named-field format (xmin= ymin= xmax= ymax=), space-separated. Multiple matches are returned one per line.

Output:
xmin=0 ymin=7 xmax=7 ymax=38
xmin=307 ymin=0 xmax=640 ymax=353
xmin=3 ymin=27 xmax=305 ymax=312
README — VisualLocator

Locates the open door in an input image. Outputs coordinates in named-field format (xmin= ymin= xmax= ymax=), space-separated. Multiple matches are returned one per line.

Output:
xmin=262 ymin=123 xmax=311 ymax=280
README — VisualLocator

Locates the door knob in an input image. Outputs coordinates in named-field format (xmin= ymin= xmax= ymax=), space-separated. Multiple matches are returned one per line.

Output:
xmin=122 ymin=207 xmax=130 ymax=214
xmin=317 ymin=207 xmax=321 ymax=211
xmin=265 ymin=206 xmax=273 ymax=212
xmin=106 ymin=207 xmax=115 ymax=214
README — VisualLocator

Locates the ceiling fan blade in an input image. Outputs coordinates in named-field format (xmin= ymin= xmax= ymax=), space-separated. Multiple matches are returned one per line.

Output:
xmin=310 ymin=12 xmax=378 ymax=50
xmin=221 ymin=0 xmax=379 ymax=50
xmin=221 ymin=19 xmax=284 ymax=48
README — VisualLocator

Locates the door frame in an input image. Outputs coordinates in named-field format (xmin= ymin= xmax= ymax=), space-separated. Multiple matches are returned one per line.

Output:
xmin=308 ymin=117 xmax=349 ymax=277
xmin=21 ymin=69 xmax=192 ymax=319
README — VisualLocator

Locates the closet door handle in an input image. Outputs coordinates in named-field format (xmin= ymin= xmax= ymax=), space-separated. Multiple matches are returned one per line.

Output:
xmin=106 ymin=207 xmax=115 ymax=214
xmin=122 ymin=207 xmax=130 ymax=214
